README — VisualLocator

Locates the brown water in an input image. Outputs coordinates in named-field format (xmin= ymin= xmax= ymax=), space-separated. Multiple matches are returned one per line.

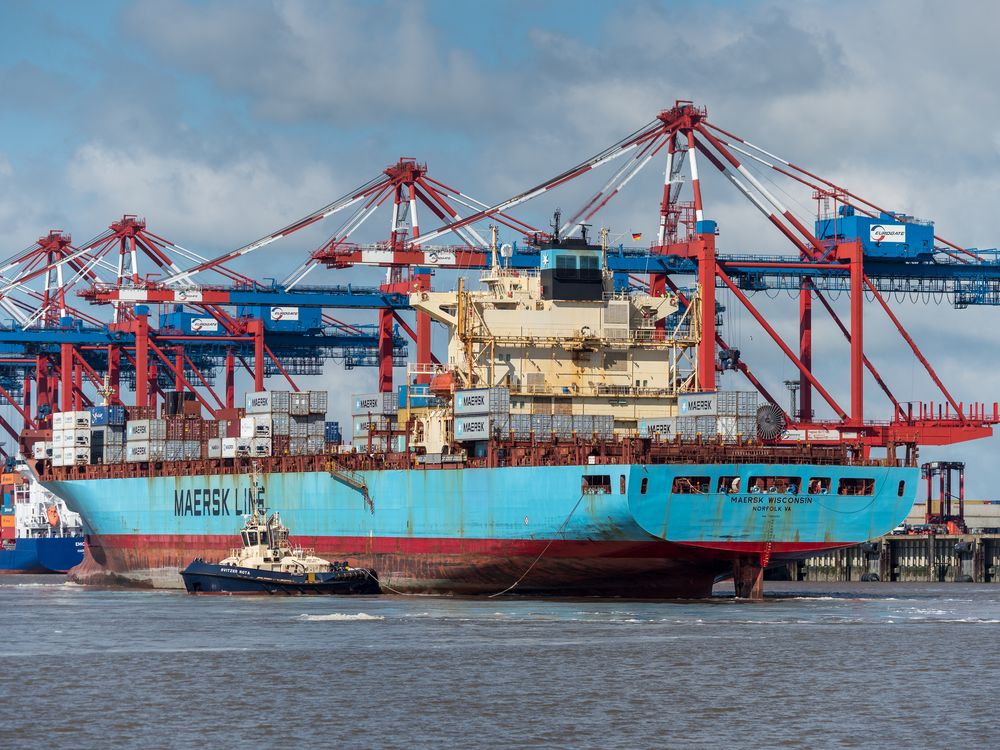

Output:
xmin=1 ymin=577 xmax=998 ymax=749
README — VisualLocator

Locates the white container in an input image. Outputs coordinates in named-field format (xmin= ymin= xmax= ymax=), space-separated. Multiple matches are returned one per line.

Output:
xmin=236 ymin=438 xmax=252 ymax=456
xmin=454 ymin=414 xmax=491 ymax=441
xmin=51 ymin=450 xmax=65 ymax=467
xmin=51 ymin=431 xmax=65 ymax=448
xmin=53 ymin=412 xmax=65 ymax=430
xmin=70 ymin=431 xmax=91 ymax=448
xmin=253 ymin=416 xmax=272 ymax=439
xmin=127 ymin=420 xmax=151 ymax=440
xmin=32 ymin=442 xmax=48 ymax=459
xmin=70 ymin=446 xmax=89 ymax=465
xmin=207 ymin=438 xmax=222 ymax=459
xmin=240 ymin=417 xmax=256 ymax=439
xmin=126 ymin=442 xmax=151 ymax=462
xmin=250 ymin=438 xmax=272 ymax=457
xmin=246 ymin=390 xmax=289 ymax=414
xmin=221 ymin=437 xmax=238 ymax=459
xmin=71 ymin=410 xmax=92 ymax=429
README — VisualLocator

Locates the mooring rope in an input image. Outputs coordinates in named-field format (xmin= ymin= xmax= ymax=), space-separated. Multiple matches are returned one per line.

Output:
xmin=488 ymin=492 xmax=587 ymax=598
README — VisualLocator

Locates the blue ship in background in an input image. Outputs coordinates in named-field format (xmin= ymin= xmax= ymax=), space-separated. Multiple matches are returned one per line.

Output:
xmin=1 ymin=466 xmax=84 ymax=574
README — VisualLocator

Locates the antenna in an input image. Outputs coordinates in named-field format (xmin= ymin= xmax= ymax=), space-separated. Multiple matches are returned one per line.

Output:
xmin=489 ymin=224 xmax=498 ymax=268
xmin=551 ymin=208 xmax=562 ymax=243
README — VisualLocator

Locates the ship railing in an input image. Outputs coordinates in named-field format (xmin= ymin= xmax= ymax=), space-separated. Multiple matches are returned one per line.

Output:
xmin=479 ymin=267 xmax=539 ymax=281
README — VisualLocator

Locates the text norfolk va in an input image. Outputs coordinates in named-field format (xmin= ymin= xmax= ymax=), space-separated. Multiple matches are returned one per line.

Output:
xmin=174 ymin=486 xmax=266 ymax=516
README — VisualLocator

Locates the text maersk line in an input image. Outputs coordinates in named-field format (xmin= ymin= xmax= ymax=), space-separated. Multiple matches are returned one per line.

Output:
xmin=174 ymin=487 xmax=266 ymax=516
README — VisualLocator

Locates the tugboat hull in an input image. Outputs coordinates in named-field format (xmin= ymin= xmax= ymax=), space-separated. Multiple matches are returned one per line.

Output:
xmin=181 ymin=559 xmax=381 ymax=595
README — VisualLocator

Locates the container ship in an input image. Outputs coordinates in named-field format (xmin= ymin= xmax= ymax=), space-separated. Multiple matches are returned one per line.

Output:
xmin=24 ymin=238 xmax=917 ymax=597
xmin=1 ymin=467 xmax=83 ymax=573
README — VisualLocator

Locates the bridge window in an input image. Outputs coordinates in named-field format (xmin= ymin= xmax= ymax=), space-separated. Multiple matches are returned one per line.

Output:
xmin=718 ymin=476 xmax=741 ymax=494
xmin=671 ymin=476 xmax=710 ymax=494
xmin=247 ymin=531 xmax=258 ymax=545
xmin=749 ymin=476 xmax=801 ymax=494
xmin=897 ymin=480 xmax=906 ymax=497
xmin=838 ymin=478 xmax=875 ymax=496
xmin=556 ymin=255 xmax=576 ymax=270
xmin=640 ymin=477 xmax=648 ymax=495
xmin=807 ymin=478 xmax=831 ymax=494
xmin=582 ymin=475 xmax=611 ymax=494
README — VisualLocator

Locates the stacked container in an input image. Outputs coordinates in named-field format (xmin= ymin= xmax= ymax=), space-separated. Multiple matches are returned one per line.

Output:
xmin=126 ymin=418 xmax=167 ymax=463
xmin=453 ymin=388 xmax=511 ymax=444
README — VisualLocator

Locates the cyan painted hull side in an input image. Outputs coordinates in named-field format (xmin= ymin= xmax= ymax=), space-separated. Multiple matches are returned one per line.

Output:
xmin=44 ymin=462 xmax=918 ymax=594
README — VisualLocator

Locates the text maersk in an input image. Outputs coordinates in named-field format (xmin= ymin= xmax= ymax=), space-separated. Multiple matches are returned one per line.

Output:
xmin=174 ymin=487 xmax=266 ymax=516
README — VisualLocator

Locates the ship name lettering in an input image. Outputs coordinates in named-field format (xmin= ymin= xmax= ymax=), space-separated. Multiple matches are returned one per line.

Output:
xmin=174 ymin=488 xmax=231 ymax=516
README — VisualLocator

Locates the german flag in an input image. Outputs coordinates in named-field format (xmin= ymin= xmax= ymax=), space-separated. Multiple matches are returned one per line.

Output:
xmin=630 ymin=232 xmax=642 ymax=241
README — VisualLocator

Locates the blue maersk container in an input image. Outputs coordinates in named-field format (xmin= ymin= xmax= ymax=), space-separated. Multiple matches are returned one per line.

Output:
xmin=324 ymin=421 xmax=342 ymax=443
xmin=815 ymin=206 xmax=935 ymax=260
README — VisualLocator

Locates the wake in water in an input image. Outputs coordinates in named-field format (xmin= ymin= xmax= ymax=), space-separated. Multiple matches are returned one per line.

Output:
xmin=297 ymin=613 xmax=384 ymax=622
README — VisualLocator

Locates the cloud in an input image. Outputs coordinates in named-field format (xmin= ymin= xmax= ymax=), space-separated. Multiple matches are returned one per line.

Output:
xmin=63 ymin=141 xmax=344 ymax=258
xmin=124 ymin=0 xmax=501 ymax=127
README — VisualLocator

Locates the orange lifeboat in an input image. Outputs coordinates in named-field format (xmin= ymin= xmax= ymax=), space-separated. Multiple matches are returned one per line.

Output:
xmin=429 ymin=371 xmax=454 ymax=396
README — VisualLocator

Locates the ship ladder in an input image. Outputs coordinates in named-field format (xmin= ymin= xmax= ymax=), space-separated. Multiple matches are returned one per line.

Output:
xmin=326 ymin=460 xmax=375 ymax=514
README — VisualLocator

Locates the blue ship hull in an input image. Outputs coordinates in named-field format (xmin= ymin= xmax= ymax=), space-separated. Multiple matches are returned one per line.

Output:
xmin=43 ymin=461 xmax=918 ymax=595
xmin=0 ymin=536 xmax=85 ymax=573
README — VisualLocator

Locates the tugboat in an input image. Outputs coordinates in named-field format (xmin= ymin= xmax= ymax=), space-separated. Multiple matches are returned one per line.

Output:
xmin=181 ymin=510 xmax=380 ymax=595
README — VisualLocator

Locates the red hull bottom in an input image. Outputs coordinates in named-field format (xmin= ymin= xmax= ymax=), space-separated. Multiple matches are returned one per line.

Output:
xmin=72 ymin=533 xmax=761 ymax=598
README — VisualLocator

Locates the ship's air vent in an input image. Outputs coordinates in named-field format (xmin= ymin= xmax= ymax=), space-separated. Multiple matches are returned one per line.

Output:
xmin=755 ymin=404 xmax=786 ymax=441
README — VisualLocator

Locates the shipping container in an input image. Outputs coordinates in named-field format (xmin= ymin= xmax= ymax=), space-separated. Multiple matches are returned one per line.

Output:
xmin=530 ymin=414 xmax=553 ymax=437
xmin=288 ymin=438 xmax=308 ymax=456
xmin=308 ymin=390 xmax=328 ymax=415
xmin=126 ymin=442 xmax=152 ymax=463
xmin=455 ymin=415 xmax=491 ymax=441
xmin=640 ymin=419 xmax=675 ymax=437
xmin=221 ymin=437 xmax=238 ymax=459
xmin=206 ymin=438 xmax=222 ymax=459
xmin=307 ymin=416 xmax=325 ymax=438
xmin=271 ymin=412 xmax=290 ymax=436
xmin=165 ymin=441 xmax=185 ymax=461
xmin=289 ymin=416 xmax=310 ymax=438
xmin=246 ymin=390 xmax=290 ymax=414
xmin=398 ymin=384 xmax=436 ymax=409
xmin=52 ymin=412 xmax=65 ymax=430
xmin=305 ymin=436 xmax=325 ymax=454
xmin=678 ymin=392 xmax=717 ymax=417
xmin=324 ymin=421 xmax=342 ymax=443
xmin=351 ymin=392 xmax=396 ymax=416
xmin=289 ymin=392 xmax=311 ymax=416
xmin=183 ymin=441 xmax=201 ymax=460
xmin=250 ymin=438 xmax=272 ymax=457
xmin=454 ymin=387 xmax=510 ymax=416
xmin=127 ymin=419 xmax=166 ymax=441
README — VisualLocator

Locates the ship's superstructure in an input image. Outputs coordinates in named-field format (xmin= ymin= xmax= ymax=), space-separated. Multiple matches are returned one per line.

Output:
xmin=405 ymin=235 xmax=700 ymax=454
